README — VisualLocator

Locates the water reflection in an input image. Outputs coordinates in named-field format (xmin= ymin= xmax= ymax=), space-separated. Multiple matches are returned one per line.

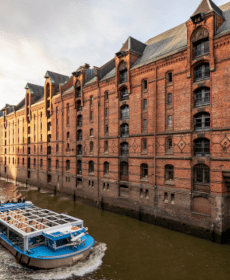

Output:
xmin=0 ymin=181 xmax=230 ymax=280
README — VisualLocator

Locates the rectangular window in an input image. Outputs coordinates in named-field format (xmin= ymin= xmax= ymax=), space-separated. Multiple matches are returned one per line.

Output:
xmin=143 ymin=99 xmax=147 ymax=110
xmin=56 ymin=132 xmax=59 ymax=141
xmin=168 ymin=73 xmax=172 ymax=83
xmin=67 ymin=116 xmax=69 ymax=125
xmin=105 ymin=125 xmax=109 ymax=135
xmin=143 ymin=119 xmax=147 ymax=131
xmin=143 ymin=139 xmax=147 ymax=151
xmin=90 ymin=111 xmax=93 ymax=120
xmin=106 ymin=108 xmax=109 ymax=117
xmin=164 ymin=192 xmax=168 ymax=203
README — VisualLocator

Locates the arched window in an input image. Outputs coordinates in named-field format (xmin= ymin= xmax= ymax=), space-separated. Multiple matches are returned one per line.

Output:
xmin=194 ymin=164 xmax=210 ymax=184
xmin=67 ymin=143 xmax=70 ymax=153
xmin=141 ymin=164 xmax=148 ymax=178
xmin=120 ymin=123 xmax=129 ymax=137
xmin=77 ymin=130 xmax=82 ymax=141
xmin=75 ymin=80 xmax=81 ymax=98
xmin=120 ymin=161 xmax=128 ymax=176
xmin=89 ymin=161 xmax=94 ymax=174
xmin=118 ymin=61 xmax=127 ymax=84
xmin=165 ymin=165 xmax=174 ymax=181
xmin=90 ymin=129 xmax=93 ymax=137
xmin=120 ymin=87 xmax=129 ymax=100
xmin=66 ymin=160 xmax=70 ymax=171
xmin=121 ymin=142 xmax=129 ymax=155
xmin=56 ymin=144 xmax=59 ymax=153
xmin=168 ymin=93 xmax=172 ymax=106
xmin=77 ymin=145 xmax=82 ymax=155
xmin=194 ymin=138 xmax=210 ymax=156
xmin=121 ymin=105 xmax=129 ymax=119
xmin=194 ymin=87 xmax=210 ymax=107
xmin=192 ymin=28 xmax=209 ymax=58
xmin=77 ymin=160 xmax=82 ymax=175
xmin=194 ymin=63 xmax=210 ymax=82
xmin=77 ymin=115 xmax=82 ymax=126
xmin=194 ymin=112 xmax=210 ymax=131
xmin=104 ymin=162 xmax=109 ymax=175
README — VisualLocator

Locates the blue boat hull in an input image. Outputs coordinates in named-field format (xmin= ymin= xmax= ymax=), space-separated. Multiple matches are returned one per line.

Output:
xmin=0 ymin=235 xmax=95 ymax=269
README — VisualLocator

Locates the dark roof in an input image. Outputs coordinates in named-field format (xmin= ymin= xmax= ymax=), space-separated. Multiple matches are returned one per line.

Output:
xmin=192 ymin=0 xmax=224 ymax=18
xmin=15 ymin=98 xmax=25 ymax=111
xmin=25 ymin=83 xmax=44 ymax=103
xmin=44 ymin=71 xmax=69 ymax=86
xmin=119 ymin=36 xmax=146 ymax=56
xmin=131 ymin=1 xmax=230 ymax=70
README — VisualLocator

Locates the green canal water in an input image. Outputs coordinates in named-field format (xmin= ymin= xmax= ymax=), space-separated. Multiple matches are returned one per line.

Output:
xmin=0 ymin=181 xmax=230 ymax=280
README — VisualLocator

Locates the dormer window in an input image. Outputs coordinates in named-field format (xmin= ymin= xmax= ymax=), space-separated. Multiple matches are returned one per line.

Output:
xmin=194 ymin=63 xmax=210 ymax=82
xmin=75 ymin=80 xmax=81 ymax=98
xmin=191 ymin=13 xmax=205 ymax=24
xmin=192 ymin=27 xmax=209 ymax=58
xmin=121 ymin=87 xmax=129 ymax=100
xmin=118 ymin=61 xmax=127 ymax=84
xmin=194 ymin=39 xmax=209 ymax=58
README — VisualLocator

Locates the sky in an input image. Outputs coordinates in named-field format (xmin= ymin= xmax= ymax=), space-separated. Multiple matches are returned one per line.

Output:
xmin=0 ymin=0 xmax=228 ymax=109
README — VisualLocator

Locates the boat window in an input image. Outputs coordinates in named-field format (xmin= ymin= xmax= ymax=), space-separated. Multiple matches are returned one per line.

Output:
xmin=28 ymin=235 xmax=45 ymax=249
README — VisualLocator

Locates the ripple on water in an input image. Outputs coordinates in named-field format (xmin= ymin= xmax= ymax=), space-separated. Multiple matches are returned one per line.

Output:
xmin=0 ymin=243 xmax=107 ymax=280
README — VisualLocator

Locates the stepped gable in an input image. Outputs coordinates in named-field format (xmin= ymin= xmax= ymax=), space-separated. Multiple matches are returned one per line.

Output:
xmin=192 ymin=0 xmax=224 ymax=18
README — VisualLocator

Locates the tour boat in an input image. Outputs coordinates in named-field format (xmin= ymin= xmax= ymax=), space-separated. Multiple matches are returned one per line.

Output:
xmin=0 ymin=201 xmax=94 ymax=269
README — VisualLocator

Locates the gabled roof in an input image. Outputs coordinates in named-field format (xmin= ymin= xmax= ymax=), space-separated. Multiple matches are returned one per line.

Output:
xmin=119 ymin=36 xmax=147 ymax=56
xmin=192 ymin=0 xmax=224 ymax=18
xmin=44 ymin=71 xmax=69 ymax=85
xmin=25 ymin=83 xmax=44 ymax=103
xmin=131 ymin=1 xmax=230 ymax=70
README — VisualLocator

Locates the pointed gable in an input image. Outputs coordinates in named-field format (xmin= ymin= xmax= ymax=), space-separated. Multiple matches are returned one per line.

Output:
xmin=119 ymin=36 xmax=146 ymax=56
xmin=192 ymin=0 xmax=224 ymax=18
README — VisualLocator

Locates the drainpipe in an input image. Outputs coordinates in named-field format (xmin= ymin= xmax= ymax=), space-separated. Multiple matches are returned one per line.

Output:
xmin=97 ymin=71 xmax=100 ymax=204
xmin=154 ymin=63 xmax=157 ymax=219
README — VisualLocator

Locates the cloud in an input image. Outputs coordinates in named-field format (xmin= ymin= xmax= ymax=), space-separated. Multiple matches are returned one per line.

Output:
xmin=0 ymin=0 xmax=205 ymax=108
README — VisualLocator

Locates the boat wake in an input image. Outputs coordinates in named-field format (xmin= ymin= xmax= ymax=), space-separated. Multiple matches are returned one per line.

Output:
xmin=0 ymin=242 xmax=107 ymax=280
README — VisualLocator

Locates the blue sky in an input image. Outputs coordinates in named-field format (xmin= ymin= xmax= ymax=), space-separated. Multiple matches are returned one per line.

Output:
xmin=0 ymin=0 xmax=227 ymax=109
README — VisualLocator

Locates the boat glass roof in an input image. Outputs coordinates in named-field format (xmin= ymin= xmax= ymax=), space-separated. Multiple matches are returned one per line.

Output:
xmin=0 ymin=205 xmax=83 ymax=237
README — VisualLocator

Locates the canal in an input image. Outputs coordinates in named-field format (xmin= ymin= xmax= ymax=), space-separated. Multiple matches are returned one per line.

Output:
xmin=0 ymin=180 xmax=230 ymax=280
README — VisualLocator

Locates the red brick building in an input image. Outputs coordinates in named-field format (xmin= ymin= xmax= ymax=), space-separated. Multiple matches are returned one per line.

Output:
xmin=1 ymin=0 xmax=230 ymax=242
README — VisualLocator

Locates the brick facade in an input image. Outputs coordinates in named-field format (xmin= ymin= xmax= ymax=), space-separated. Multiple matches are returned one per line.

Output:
xmin=1 ymin=0 xmax=230 ymax=242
